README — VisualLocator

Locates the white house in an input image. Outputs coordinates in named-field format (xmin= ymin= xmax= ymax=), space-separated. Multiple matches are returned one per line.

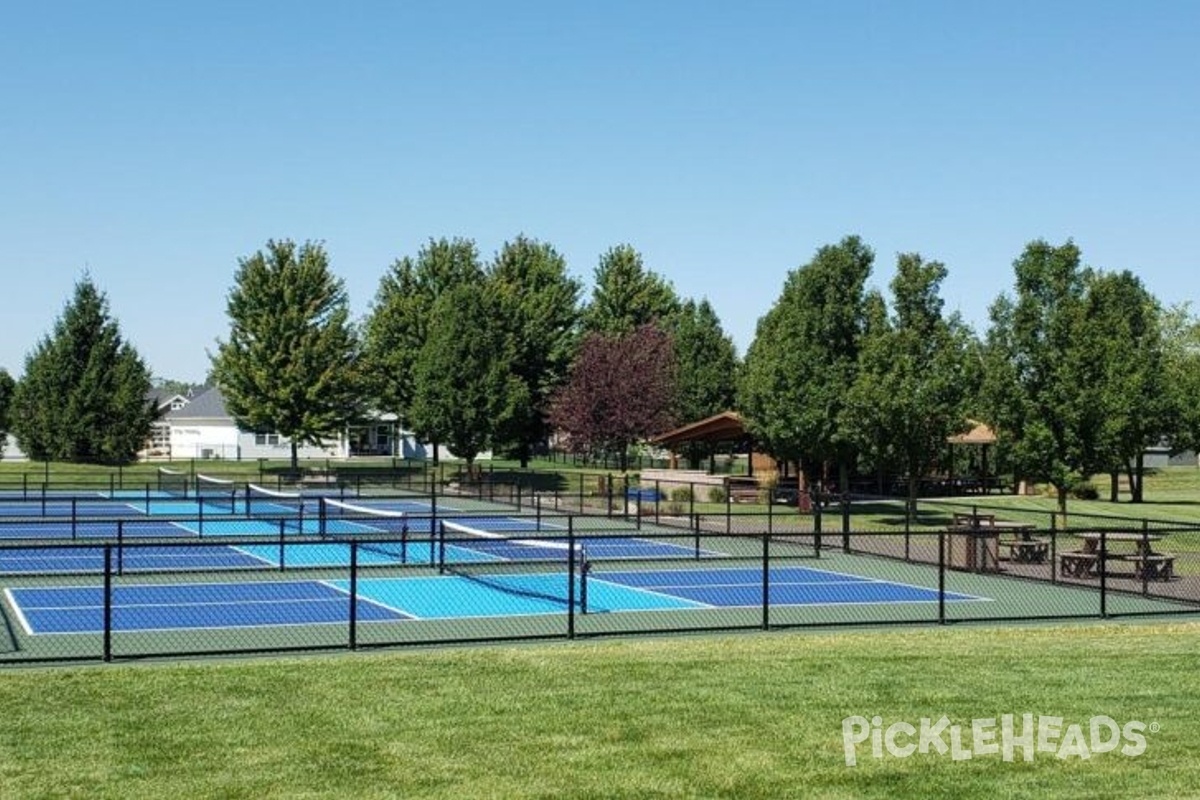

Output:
xmin=167 ymin=387 xmax=347 ymax=461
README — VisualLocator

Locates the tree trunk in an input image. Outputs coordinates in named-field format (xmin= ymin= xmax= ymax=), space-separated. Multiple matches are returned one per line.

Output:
xmin=1131 ymin=452 xmax=1145 ymax=503
xmin=1109 ymin=470 xmax=1119 ymax=503
xmin=1055 ymin=482 xmax=1069 ymax=529
xmin=290 ymin=440 xmax=299 ymax=475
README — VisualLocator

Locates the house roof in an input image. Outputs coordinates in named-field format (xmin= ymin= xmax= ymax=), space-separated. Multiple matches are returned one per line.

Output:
xmin=947 ymin=420 xmax=997 ymax=446
xmin=166 ymin=387 xmax=230 ymax=421
xmin=145 ymin=390 xmax=189 ymax=412
xmin=649 ymin=411 xmax=747 ymax=448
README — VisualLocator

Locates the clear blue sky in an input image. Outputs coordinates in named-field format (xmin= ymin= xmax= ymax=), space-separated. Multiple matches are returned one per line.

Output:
xmin=3 ymin=1 xmax=1197 ymax=382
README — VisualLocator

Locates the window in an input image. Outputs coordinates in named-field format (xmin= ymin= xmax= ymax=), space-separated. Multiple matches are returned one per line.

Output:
xmin=255 ymin=432 xmax=281 ymax=446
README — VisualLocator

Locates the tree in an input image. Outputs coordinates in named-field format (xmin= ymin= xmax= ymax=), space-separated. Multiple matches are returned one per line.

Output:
xmin=581 ymin=244 xmax=680 ymax=335
xmin=739 ymin=236 xmax=874 ymax=500
xmin=10 ymin=277 xmax=156 ymax=464
xmin=1073 ymin=270 xmax=1170 ymax=502
xmin=549 ymin=325 xmax=677 ymax=471
xmin=0 ymin=369 xmax=15 ymax=455
xmin=210 ymin=240 xmax=363 ymax=472
xmin=842 ymin=254 xmax=974 ymax=507
xmin=363 ymin=237 xmax=483 ymax=461
xmin=488 ymin=235 xmax=583 ymax=467
xmin=408 ymin=284 xmax=526 ymax=470
xmin=1161 ymin=307 xmax=1200 ymax=457
xmin=666 ymin=298 xmax=739 ymax=467
xmin=980 ymin=240 xmax=1092 ymax=520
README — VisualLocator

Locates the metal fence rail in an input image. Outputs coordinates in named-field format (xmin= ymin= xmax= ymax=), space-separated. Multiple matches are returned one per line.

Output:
xmin=0 ymin=521 xmax=1195 ymax=665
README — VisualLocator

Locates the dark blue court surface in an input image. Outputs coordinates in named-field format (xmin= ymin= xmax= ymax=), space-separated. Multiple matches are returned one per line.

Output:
xmin=6 ymin=565 xmax=987 ymax=634
xmin=6 ymin=582 xmax=410 ymax=634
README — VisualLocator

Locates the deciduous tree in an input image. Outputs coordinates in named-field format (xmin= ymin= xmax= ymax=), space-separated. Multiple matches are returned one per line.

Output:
xmin=581 ymin=245 xmax=679 ymax=335
xmin=488 ymin=235 xmax=582 ymax=467
xmin=549 ymin=325 xmax=677 ymax=471
xmin=408 ymin=283 xmax=526 ymax=470
xmin=210 ymin=240 xmax=363 ymax=472
xmin=739 ymin=236 xmax=874 ymax=500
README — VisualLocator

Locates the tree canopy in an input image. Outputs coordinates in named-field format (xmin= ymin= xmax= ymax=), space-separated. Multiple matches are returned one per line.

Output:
xmin=0 ymin=369 xmax=16 ymax=454
xmin=581 ymin=245 xmax=680 ymax=335
xmin=363 ymin=237 xmax=484 ymax=433
xmin=842 ymin=253 xmax=974 ymax=503
xmin=549 ymin=324 xmax=677 ymax=471
xmin=10 ymin=277 xmax=156 ymax=464
xmin=210 ymin=239 xmax=363 ymax=471
xmin=739 ymin=235 xmax=874 ymax=491
xmin=488 ymin=235 xmax=583 ymax=467
xmin=408 ymin=283 xmax=526 ymax=468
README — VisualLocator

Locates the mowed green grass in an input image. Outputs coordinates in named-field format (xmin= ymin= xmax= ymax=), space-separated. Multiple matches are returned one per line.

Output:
xmin=1 ymin=623 xmax=1197 ymax=799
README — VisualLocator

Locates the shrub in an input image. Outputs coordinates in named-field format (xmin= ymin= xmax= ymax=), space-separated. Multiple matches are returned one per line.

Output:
xmin=1067 ymin=476 xmax=1099 ymax=500
xmin=670 ymin=486 xmax=693 ymax=503
xmin=708 ymin=486 xmax=726 ymax=504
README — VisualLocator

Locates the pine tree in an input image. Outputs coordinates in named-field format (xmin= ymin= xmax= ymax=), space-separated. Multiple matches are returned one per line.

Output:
xmin=11 ymin=277 xmax=156 ymax=464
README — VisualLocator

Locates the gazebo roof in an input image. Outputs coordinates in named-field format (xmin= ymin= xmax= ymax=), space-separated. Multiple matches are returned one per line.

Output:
xmin=649 ymin=411 xmax=747 ymax=449
xmin=947 ymin=419 xmax=997 ymax=446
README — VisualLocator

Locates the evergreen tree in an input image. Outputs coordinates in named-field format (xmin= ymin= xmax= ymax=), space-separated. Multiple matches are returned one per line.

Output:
xmin=11 ymin=277 xmax=156 ymax=464
xmin=666 ymin=298 xmax=739 ymax=466
xmin=210 ymin=240 xmax=363 ymax=472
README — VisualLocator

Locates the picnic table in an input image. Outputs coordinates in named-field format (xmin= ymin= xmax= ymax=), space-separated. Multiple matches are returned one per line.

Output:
xmin=1059 ymin=532 xmax=1174 ymax=581
xmin=948 ymin=514 xmax=1048 ymax=566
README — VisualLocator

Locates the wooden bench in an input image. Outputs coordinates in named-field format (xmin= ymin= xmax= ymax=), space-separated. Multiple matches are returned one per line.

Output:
xmin=1000 ymin=538 xmax=1050 ymax=564
xmin=1115 ymin=553 xmax=1176 ymax=581
xmin=1059 ymin=551 xmax=1100 ymax=578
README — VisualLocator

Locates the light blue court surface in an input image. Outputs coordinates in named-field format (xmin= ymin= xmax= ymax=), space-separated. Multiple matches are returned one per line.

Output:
xmin=6 ymin=565 xmax=987 ymax=634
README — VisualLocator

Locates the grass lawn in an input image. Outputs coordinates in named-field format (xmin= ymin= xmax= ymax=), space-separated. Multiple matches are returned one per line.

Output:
xmin=0 ymin=622 xmax=1197 ymax=799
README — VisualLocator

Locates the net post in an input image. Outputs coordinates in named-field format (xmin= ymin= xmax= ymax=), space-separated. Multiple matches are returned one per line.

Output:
xmin=693 ymin=513 xmax=701 ymax=560
xmin=103 ymin=545 xmax=113 ymax=663
xmin=348 ymin=541 xmax=359 ymax=650
xmin=198 ymin=494 xmax=204 ymax=536
xmin=279 ymin=519 xmax=287 ymax=571
xmin=318 ymin=497 xmax=327 ymax=538
xmin=437 ymin=521 xmax=446 ymax=574
xmin=109 ymin=472 xmax=115 ymax=496
xmin=145 ymin=483 xmax=151 ymax=515
xmin=71 ymin=497 xmax=78 ymax=540
xmin=761 ymin=533 xmax=770 ymax=630
xmin=116 ymin=520 xmax=124 ymax=577
xmin=1100 ymin=529 xmax=1108 ymax=618
xmin=938 ymin=530 xmax=946 ymax=625
xmin=567 ymin=518 xmax=576 ymax=639
xmin=400 ymin=513 xmax=409 ymax=565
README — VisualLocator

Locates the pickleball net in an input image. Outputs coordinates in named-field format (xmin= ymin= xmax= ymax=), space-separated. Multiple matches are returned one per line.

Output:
xmin=157 ymin=467 xmax=190 ymax=497
xmin=318 ymin=497 xmax=413 ymax=562
xmin=194 ymin=474 xmax=237 ymax=513
xmin=438 ymin=519 xmax=589 ymax=613
xmin=246 ymin=483 xmax=306 ymax=516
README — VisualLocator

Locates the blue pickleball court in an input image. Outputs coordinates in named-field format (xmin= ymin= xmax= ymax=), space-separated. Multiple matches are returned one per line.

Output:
xmin=5 ymin=564 xmax=986 ymax=635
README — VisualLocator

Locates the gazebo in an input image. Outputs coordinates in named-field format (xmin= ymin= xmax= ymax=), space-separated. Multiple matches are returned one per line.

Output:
xmin=645 ymin=411 xmax=771 ymax=502
xmin=946 ymin=419 xmax=1000 ymax=494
